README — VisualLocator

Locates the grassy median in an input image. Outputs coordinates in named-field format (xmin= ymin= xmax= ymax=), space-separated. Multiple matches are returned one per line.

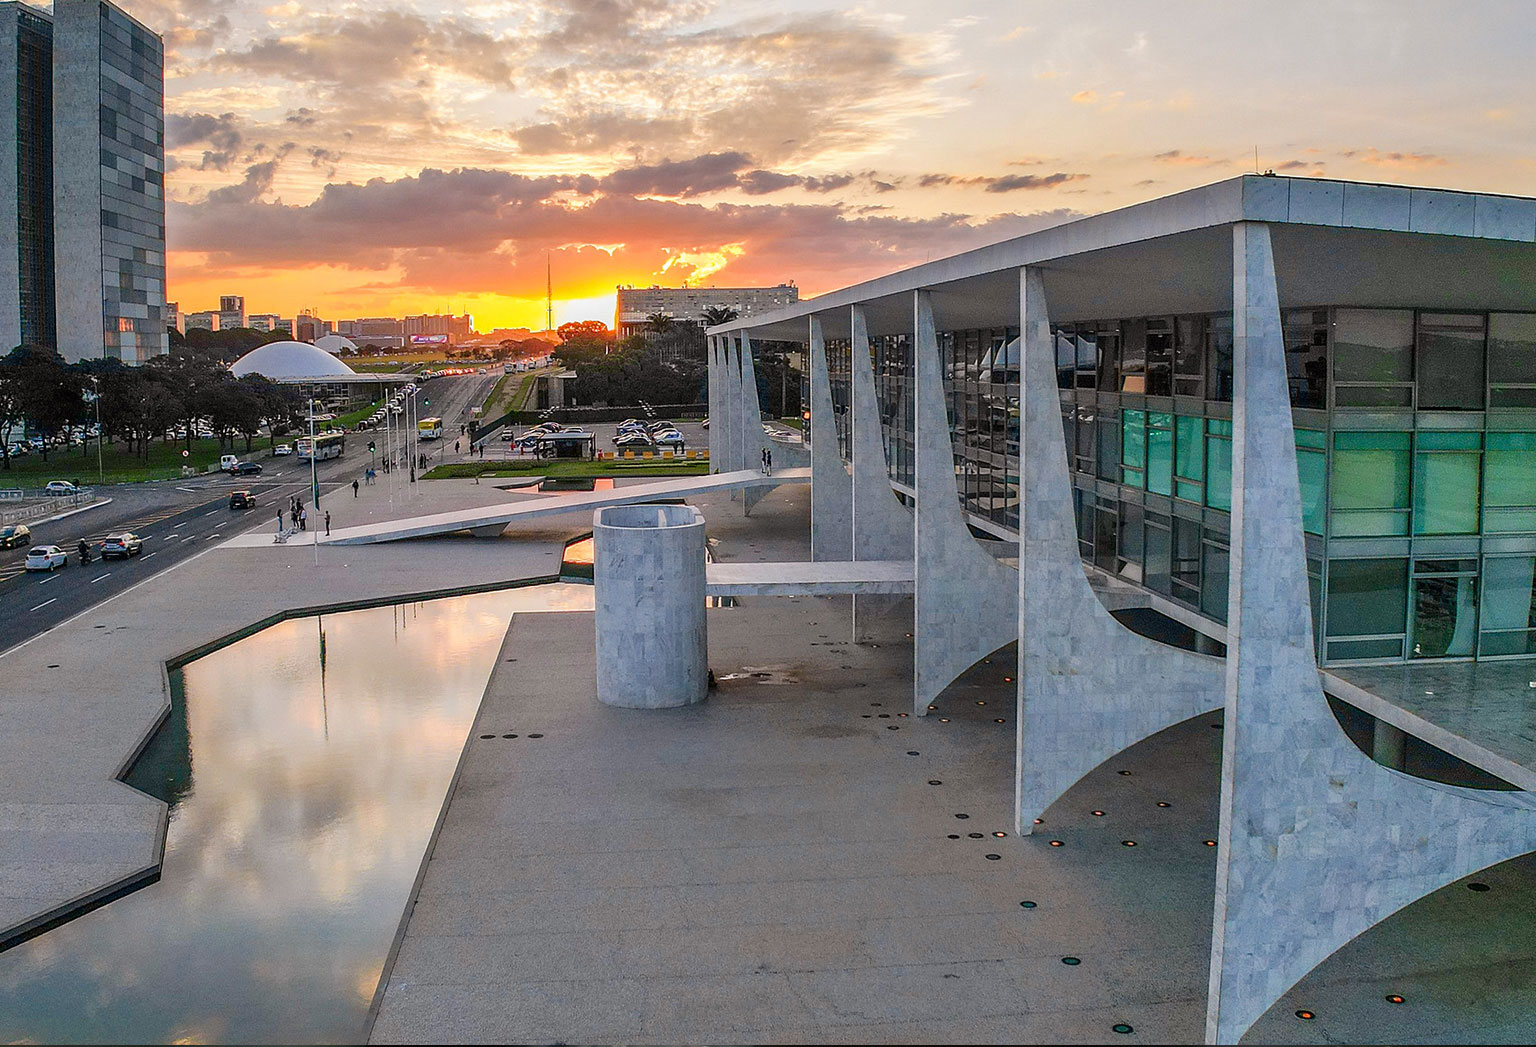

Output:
xmin=422 ymin=458 xmax=710 ymax=480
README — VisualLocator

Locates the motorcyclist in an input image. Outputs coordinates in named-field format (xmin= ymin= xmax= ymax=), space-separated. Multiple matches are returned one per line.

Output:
xmin=77 ymin=538 xmax=91 ymax=563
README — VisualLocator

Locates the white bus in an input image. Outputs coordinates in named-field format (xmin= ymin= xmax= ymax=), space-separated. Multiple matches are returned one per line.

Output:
xmin=417 ymin=416 xmax=444 ymax=440
xmin=296 ymin=431 xmax=346 ymax=461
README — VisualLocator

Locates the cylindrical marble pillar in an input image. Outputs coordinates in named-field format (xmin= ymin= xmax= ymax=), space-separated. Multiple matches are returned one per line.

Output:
xmin=593 ymin=503 xmax=708 ymax=708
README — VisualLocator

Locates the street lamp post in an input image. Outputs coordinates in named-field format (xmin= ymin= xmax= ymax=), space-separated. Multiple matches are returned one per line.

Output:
xmin=87 ymin=376 xmax=103 ymax=485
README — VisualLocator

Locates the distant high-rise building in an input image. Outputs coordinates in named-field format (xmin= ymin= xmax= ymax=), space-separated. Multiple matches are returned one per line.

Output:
xmin=404 ymin=313 xmax=474 ymax=344
xmin=0 ymin=2 xmax=54 ymax=352
xmin=0 ymin=0 xmax=167 ymax=363
xmin=216 ymin=294 xmax=245 ymax=329
xmin=184 ymin=310 xmax=217 ymax=331
xmin=614 ymin=284 xmax=799 ymax=340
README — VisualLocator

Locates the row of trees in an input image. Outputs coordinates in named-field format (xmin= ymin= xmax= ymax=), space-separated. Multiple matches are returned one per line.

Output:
xmin=0 ymin=344 xmax=307 ymax=470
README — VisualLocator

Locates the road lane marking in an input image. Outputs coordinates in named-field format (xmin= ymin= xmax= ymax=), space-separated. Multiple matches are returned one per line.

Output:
xmin=203 ymin=509 xmax=219 ymax=516
xmin=163 ymin=533 xmax=179 ymax=540
xmin=37 ymin=575 xmax=55 ymax=585
xmin=30 ymin=598 xmax=56 ymax=611
xmin=181 ymin=535 xmax=197 ymax=543
xmin=142 ymin=551 xmax=156 ymax=559
xmin=89 ymin=572 xmax=111 ymax=584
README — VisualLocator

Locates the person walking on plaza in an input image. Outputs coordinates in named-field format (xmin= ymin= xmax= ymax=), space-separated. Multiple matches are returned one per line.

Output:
xmin=276 ymin=509 xmax=283 ymax=534
xmin=289 ymin=506 xmax=297 ymax=529
xmin=324 ymin=511 xmax=331 ymax=536
xmin=352 ymin=479 xmax=359 ymax=498
xmin=299 ymin=507 xmax=307 ymax=531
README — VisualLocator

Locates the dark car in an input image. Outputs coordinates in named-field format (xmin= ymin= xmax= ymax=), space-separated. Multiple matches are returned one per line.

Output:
xmin=229 ymin=490 xmax=254 ymax=510
xmin=0 ymin=523 xmax=29 ymax=549
xmin=233 ymin=461 xmax=263 ymax=476
xmin=100 ymin=532 xmax=143 ymax=559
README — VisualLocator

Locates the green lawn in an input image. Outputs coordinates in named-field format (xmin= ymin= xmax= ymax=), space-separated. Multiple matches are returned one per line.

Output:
xmin=778 ymin=416 xmax=804 ymax=430
xmin=0 ymin=436 xmax=262 ymax=485
xmin=423 ymin=458 xmax=710 ymax=481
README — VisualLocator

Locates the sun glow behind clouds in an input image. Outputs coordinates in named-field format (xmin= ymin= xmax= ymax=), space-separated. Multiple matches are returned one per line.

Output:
xmin=659 ymin=244 xmax=745 ymax=284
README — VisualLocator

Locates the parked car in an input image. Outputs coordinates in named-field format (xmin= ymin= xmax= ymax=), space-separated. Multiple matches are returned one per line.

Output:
xmin=0 ymin=523 xmax=30 ymax=549
xmin=229 ymin=490 xmax=254 ymax=510
xmin=613 ymin=431 xmax=651 ymax=447
xmin=700 ymin=417 xmax=709 ymax=429
xmin=44 ymin=480 xmax=79 ymax=496
xmin=100 ymin=532 xmax=143 ymax=559
xmin=24 ymin=545 xmax=67 ymax=571
xmin=272 ymin=444 xmax=293 ymax=456
xmin=653 ymin=431 xmax=685 ymax=445
xmin=232 ymin=461 xmax=263 ymax=476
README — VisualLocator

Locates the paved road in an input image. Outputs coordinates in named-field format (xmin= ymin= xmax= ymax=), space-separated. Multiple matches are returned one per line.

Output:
xmin=0 ymin=455 xmax=361 ymax=655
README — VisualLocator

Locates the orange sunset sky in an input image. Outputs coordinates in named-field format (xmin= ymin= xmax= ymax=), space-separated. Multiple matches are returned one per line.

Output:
xmin=76 ymin=1 xmax=1536 ymax=330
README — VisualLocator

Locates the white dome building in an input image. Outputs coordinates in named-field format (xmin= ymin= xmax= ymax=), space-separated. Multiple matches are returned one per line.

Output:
xmin=314 ymin=334 xmax=359 ymax=356
xmin=231 ymin=340 xmax=359 ymax=381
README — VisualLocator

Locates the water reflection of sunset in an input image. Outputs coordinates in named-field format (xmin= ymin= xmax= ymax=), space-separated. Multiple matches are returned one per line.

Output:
xmin=0 ymin=585 xmax=591 ymax=1044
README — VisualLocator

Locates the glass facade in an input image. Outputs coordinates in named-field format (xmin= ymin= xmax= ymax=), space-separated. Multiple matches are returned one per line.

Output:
xmin=96 ymin=3 xmax=166 ymax=363
xmin=14 ymin=4 xmax=53 ymax=348
xmin=813 ymin=302 xmax=1536 ymax=668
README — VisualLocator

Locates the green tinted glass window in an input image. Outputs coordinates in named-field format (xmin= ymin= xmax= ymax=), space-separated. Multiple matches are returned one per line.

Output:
xmin=1297 ymin=448 xmax=1326 ymax=535
xmin=1205 ymin=421 xmax=1231 ymax=511
xmin=1413 ymin=435 xmax=1481 ymax=536
xmin=1121 ymin=409 xmax=1145 ymax=487
xmin=1326 ymin=558 xmax=1408 ymax=637
xmin=1174 ymin=415 xmax=1204 ymax=494
xmin=1146 ymin=414 xmax=1173 ymax=496
xmin=1485 ymin=433 xmax=1536 ymax=533
xmin=1331 ymin=432 xmax=1410 ymax=536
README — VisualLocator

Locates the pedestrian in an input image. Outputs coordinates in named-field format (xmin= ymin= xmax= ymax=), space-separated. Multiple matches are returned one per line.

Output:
xmin=289 ymin=507 xmax=297 ymax=528
xmin=454 ymin=439 xmax=460 ymax=454
xmin=324 ymin=511 xmax=331 ymax=536
xmin=352 ymin=479 xmax=359 ymax=498
xmin=299 ymin=507 xmax=307 ymax=531
xmin=761 ymin=447 xmax=769 ymax=474
xmin=766 ymin=447 xmax=772 ymax=474
xmin=277 ymin=509 xmax=283 ymax=533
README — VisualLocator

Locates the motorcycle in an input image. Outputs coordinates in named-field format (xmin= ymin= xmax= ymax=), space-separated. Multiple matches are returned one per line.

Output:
xmin=77 ymin=540 xmax=92 ymax=564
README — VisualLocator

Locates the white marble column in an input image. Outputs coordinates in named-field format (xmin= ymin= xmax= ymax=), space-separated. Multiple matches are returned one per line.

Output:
xmin=913 ymin=289 xmax=1018 ymax=717
xmin=1205 ymin=222 xmax=1536 ymax=1043
xmin=740 ymin=330 xmax=771 ymax=513
xmin=809 ymin=315 xmax=853 ymax=561
xmin=707 ymin=336 xmax=721 ymax=468
xmin=1015 ymin=266 xmax=1224 ymax=833
xmin=849 ymin=304 xmax=914 ymax=641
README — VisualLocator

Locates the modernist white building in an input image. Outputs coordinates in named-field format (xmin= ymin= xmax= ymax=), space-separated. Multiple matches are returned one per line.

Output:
xmin=614 ymin=283 xmax=799 ymax=339
xmin=706 ymin=175 xmax=1536 ymax=1043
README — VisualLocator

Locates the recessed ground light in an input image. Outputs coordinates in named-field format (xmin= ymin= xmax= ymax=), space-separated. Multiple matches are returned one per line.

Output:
xmin=1204 ymin=840 xmax=1217 ymax=846
xmin=1003 ymin=676 xmax=1013 ymax=683
xmin=906 ymin=633 xmax=913 ymax=638
xmin=1295 ymin=1010 xmax=1314 ymax=1021
xmin=955 ymin=813 xmax=970 ymax=819
xmin=1386 ymin=994 xmax=1405 ymax=1005
xmin=906 ymin=750 xmax=920 ymax=756
xmin=878 ymin=713 xmax=891 ymax=718
xmin=1425 ymin=690 xmax=1434 ymax=695
xmin=1092 ymin=811 xmax=1105 ymax=817
xmin=871 ymin=702 xmax=882 ymax=707
xmin=994 ymin=718 xmax=1006 ymax=724
xmin=1061 ymin=956 xmax=1080 ymax=965
xmin=928 ymin=705 xmax=937 ymax=711
xmin=983 ymin=659 xmax=991 ymax=664
xmin=1049 ymin=840 xmax=1064 ymax=847
xmin=478 ymin=734 xmax=496 ymax=739
xmin=929 ymin=780 xmax=943 ymax=785
xmin=985 ymin=853 xmax=1001 ymax=860
xmin=976 ymin=700 xmax=987 ymax=706
xmin=1468 ymin=882 xmax=1491 ymax=892
xmin=897 ymin=712 xmax=909 ymax=718
xmin=1118 ymin=770 xmax=1132 ymax=776
xmin=1122 ymin=840 xmax=1137 ymax=847
xmin=1033 ymin=818 xmax=1044 ymax=825
xmin=527 ymin=733 xmax=543 ymax=738
xmin=1156 ymin=801 xmax=1171 ymax=808
xmin=887 ymin=725 xmax=900 ymax=730
xmin=46 ymin=664 xmax=59 ymax=669
xmin=1211 ymin=723 xmax=1221 ymax=729
xmin=1019 ymin=900 xmax=1037 ymax=909
xmin=1111 ymin=1023 xmax=1134 ymax=1035
xmin=993 ymin=831 xmax=1007 ymax=838
xmin=939 ymin=717 xmax=951 ymax=723
xmin=502 ymin=733 xmax=517 ymax=738
xmin=947 ymin=834 xmax=960 ymax=839
xmin=968 ymin=832 xmax=984 ymax=839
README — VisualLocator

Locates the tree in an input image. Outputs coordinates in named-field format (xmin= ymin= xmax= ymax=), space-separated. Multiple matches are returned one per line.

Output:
xmin=557 ymin=320 xmax=610 ymax=343
xmin=701 ymin=305 xmax=738 ymax=327
xmin=10 ymin=347 xmax=81 ymax=461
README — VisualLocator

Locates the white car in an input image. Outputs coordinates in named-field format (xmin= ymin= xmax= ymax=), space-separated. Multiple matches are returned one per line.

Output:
xmin=44 ymin=480 xmax=79 ymax=496
xmin=25 ymin=545 xmax=67 ymax=571
xmin=273 ymin=444 xmax=293 ymax=456
xmin=653 ymin=430 xmax=685 ymax=445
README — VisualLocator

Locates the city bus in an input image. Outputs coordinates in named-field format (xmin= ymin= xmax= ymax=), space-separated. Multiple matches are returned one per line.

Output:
xmin=296 ymin=431 xmax=346 ymax=461
xmin=417 ymin=416 xmax=444 ymax=440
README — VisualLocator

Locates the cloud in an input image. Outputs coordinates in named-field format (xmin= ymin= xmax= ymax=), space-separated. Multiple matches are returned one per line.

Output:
xmin=1152 ymin=150 xmax=1228 ymax=167
xmin=598 ymin=152 xmax=754 ymax=198
xmin=1342 ymin=148 xmax=1449 ymax=170
xmin=166 ymin=111 xmax=244 ymax=171
xmin=169 ymin=165 xmax=1082 ymax=298
xmin=919 ymin=172 xmax=1087 ymax=192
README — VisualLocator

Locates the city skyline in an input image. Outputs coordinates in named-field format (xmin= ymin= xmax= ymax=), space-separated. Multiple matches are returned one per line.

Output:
xmin=57 ymin=0 xmax=1536 ymax=331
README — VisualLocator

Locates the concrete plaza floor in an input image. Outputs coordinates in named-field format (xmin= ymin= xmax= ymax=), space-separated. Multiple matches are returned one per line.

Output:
xmin=3 ymin=467 xmax=1535 ymax=1043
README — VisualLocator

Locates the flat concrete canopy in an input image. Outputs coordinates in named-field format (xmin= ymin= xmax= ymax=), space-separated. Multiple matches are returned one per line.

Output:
xmin=705 ymin=559 xmax=914 ymax=596
xmin=311 ymin=469 xmax=809 ymax=545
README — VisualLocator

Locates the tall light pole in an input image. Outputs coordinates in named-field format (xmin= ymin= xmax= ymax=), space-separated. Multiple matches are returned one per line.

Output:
xmin=408 ymin=387 xmax=417 ymax=486
xmin=87 ymin=375 xmax=103 ymax=485
xmin=308 ymin=383 xmax=319 ymax=564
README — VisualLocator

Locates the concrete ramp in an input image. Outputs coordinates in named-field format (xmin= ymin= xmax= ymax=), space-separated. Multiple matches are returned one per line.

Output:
xmin=706 ymin=559 xmax=913 ymax=596
xmin=319 ymin=468 xmax=808 ymax=545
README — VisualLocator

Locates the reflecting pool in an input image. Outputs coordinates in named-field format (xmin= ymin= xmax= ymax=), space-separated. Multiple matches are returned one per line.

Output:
xmin=0 ymin=584 xmax=593 ymax=1045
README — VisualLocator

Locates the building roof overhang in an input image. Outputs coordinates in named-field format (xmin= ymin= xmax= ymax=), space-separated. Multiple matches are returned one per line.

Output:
xmin=710 ymin=176 xmax=1536 ymax=340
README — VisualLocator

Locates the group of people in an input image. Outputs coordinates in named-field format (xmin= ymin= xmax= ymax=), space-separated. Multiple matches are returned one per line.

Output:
xmin=279 ymin=495 xmax=331 ymax=536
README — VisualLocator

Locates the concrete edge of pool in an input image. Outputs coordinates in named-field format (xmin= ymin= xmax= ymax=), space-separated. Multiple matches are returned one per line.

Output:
xmin=0 ymin=572 xmax=568 ymax=957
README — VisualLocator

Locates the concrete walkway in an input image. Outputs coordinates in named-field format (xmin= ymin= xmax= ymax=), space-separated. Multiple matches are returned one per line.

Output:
xmin=275 ymin=468 xmax=811 ymax=547
xmin=706 ymin=559 xmax=914 ymax=596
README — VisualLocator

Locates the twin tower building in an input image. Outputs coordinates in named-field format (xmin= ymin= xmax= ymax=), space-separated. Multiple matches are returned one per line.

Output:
xmin=1 ymin=0 xmax=167 ymax=364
